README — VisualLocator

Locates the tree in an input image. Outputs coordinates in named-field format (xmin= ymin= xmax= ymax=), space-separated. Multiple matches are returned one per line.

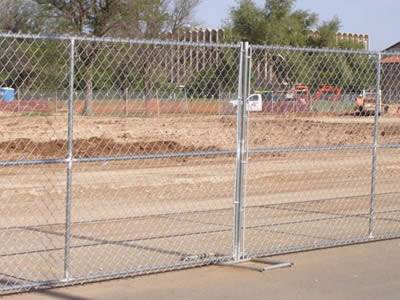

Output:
xmin=0 ymin=40 xmax=32 ymax=89
xmin=121 ymin=0 xmax=201 ymax=38
xmin=31 ymin=0 xmax=201 ymax=114
xmin=0 ymin=0 xmax=43 ymax=33
xmin=33 ymin=0 xmax=200 ymax=37
xmin=226 ymin=0 xmax=364 ymax=50
xmin=187 ymin=49 xmax=239 ymax=99
xmin=226 ymin=0 xmax=370 ymax=95
xmin=226 ymin=0 xmax=317 ymax=46
xmin=167 ymin=0 xmax=200 ymax=33
xmin=225 ymin=0 xmax=267 ymax=44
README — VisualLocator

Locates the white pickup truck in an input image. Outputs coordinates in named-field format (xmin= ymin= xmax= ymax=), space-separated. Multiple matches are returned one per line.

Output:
xmin=230 ymin=94 xmax=263 ymax=112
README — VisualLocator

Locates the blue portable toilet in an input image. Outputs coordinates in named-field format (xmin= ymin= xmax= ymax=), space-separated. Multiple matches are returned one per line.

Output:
xmin=0 ymin=87 xmax=15 ymax=102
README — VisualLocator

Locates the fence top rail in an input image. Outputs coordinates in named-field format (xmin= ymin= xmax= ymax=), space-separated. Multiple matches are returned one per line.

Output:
xmin=0 ymin=31 xmax=240 ymax=49
xmin=4 ymin=31 xmax=400 ymax=57
xmin=251 ymin=43 xmax=381 ymax=56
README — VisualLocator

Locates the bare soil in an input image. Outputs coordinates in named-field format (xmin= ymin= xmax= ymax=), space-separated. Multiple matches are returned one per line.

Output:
xmin=0 ymin=111 xmax=400 ymax=292
xmin=0 ymin=137 xmax=219 ymax=159
xmin=0 ymin=113 xmax=399 ymax=160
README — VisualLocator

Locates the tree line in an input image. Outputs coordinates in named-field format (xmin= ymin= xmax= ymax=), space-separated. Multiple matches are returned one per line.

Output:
xmin=0 ymin=0 xmax=375 ymax=111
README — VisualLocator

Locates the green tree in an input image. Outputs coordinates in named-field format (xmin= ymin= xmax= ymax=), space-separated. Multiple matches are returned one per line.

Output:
xmin=226 ymin=0 xmax=317 ymax=46
xmin=33 ymin=0 xmax=200 ymax=38
xmin=226 ymin=0 xmax=268 ymax=44
xmin=0 ymin=0 xmax=43 ymax=33
xmin=29 ymin=0 xmax=201 ymax=114
xmin=226 ymin=0 xmax=364 ymax=50
xmin=187 ymin=53 xmax=238 ymax=99
xmin=227 ymin=0 xmax=370 ymax=94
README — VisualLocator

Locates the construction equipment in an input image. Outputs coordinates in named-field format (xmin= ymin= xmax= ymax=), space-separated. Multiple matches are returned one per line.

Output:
xmin=230 ymin=94 xmax=263 ymax=112
xmin=251 ymin=84 xmax=311 ymax=113
xmin=314 ymin=85 xmax=342 ymax=102
xmin=355 ymin=90 xmax=389 ymax=116
xmin=285 ymin=84 xmax=311 ymax=104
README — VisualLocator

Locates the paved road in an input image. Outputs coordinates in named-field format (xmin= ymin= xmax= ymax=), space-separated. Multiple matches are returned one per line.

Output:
xmin=5 ymin=239 xmax=400 ymax=300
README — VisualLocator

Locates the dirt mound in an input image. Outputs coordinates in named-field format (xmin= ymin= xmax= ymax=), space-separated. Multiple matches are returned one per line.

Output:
xmin=0 ymin=137 xmax=220 ymax=160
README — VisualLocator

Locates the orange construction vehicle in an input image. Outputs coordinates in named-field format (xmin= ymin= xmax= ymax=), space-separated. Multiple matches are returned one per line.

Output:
xmin=355 ymin=90 xmax=389 ymax=116
xmin=314 ymin=85 xmax=342 ymax=102
xmin=285 ymin=84 xmax=311 ymax=104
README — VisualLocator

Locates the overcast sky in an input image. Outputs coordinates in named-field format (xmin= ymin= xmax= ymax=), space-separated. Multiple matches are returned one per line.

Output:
xmin=196 ymin=0 xmax=399 ymax=50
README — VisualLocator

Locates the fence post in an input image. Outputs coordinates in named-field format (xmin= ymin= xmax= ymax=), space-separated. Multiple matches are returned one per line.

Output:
xmin=64 ymin=38 xmax=75 ymax=280
xmin=233 ymin=42 xmax=250 ymax=261
xmin=55 ymin=90 xmax=58 ymax=114
xmin=124 ymin=87 xmax=128 ymax=117
xmin=369 ymin=52 xmax=382 ymax=238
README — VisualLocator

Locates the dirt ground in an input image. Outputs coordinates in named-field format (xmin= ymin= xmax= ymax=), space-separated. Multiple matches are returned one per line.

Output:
xmin=0 ymin=113 xmax=399 ymax=160
xmin=0 ymin=111 xmax=400 ymax=294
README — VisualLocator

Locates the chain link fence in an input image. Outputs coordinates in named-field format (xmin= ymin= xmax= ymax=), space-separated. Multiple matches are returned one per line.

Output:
xmin=0 ymin=34 xmax=400 ymax=294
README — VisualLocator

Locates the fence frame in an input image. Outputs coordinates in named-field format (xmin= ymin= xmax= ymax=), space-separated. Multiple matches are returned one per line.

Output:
xmin=63 ymin=37 xmax=75 ymax=280
xmin=0 ymin=33 xmax=400 ymax=294
xmin=368 ymin=52 xmax=382 ymax=238
xmin=233 ymin=41 xmax=250 ymax=262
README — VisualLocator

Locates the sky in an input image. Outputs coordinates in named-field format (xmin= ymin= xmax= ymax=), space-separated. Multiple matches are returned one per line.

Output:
xmin=196 ymin=0 xmax=399 ymax=50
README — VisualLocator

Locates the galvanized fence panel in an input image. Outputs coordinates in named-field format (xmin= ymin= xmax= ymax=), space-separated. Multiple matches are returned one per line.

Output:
xmin=0 ymin=35 xmax=71 ymax=292
xmin=1 ymin=33 xmax=400 ymax=294
xmin=0 ymin=34 xmax=242 ymax=293
xmin=243 ymin=45 xmax=382 ymax=257
xmin=374 ymin=52 xmax=400 ymax=239
xmin=66 ymin=39 xmax=241 ymax=283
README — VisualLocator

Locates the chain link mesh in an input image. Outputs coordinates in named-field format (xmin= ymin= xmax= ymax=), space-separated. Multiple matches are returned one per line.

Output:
xmin=243 ymin=46 xmax=400 ymax=258
xmin=0 ymin=34 xmax=240 ymax=293
xmin=0 ymin=33 xmax=400 ymax=294
xmin=375 ymin=52 xmax=400 ymax=239
xmin=0 ymin=36 xmax=70 ymax=292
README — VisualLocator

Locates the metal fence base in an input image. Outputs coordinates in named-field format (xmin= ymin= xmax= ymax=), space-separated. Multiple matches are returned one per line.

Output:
xmin=219 ymin=258 xmax=293 ymax=272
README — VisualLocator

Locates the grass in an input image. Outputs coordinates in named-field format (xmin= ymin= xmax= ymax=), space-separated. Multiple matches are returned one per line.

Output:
xmin=20 ymin=111 xmax=51 ymax=117
xmin=311 ymin=100 xmax=355 ymax=113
